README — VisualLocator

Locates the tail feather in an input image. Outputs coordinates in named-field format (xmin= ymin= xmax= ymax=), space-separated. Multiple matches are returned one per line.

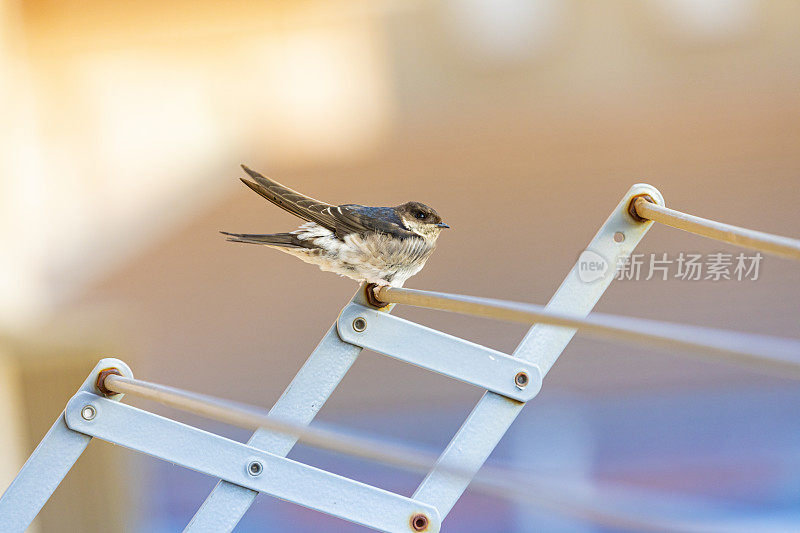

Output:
xmin=220 ymin=231 xmax=310 ymax=248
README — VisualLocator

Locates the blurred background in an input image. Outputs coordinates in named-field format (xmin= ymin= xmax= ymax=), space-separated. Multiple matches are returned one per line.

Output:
xmin=1 ymin=0 xmax=799 ymax=531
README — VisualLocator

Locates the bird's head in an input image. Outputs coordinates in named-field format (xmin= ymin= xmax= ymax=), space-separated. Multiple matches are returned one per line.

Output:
xmin=396 ymin=201 xmax=449 ymax=241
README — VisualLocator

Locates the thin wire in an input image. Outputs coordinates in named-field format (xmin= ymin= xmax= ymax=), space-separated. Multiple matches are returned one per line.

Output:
xmin=372 ymin=286 xmax=800 ymax=378
xmin=103 ymin=374 xmax=751 ymax=533
xmin=633 ymin=197 xmax=800 ymax=260
xmin=105 ymin=375 xmax=438 ymax=474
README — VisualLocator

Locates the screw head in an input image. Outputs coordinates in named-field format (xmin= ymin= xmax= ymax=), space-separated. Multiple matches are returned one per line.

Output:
xmin=81 ymin=405 xmax=97 ymax=420
xmin=613 ymin=231 xmax=625 ymax=243
xmin=352 ymin=317 xmax=367 ymax=332
xmin=410 ymin=513 xmax=429 ymax=531
xmin=247 ymin=461 xmax=263 ymax=477
xmin=514 ymin=371 xmax=529 ymax=389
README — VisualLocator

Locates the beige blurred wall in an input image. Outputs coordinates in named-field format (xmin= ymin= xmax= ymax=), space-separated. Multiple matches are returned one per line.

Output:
xmin=69 ymin=98 xmax=800 ymax=409
xmin=4 ymin=0 xmax=799 ymax=320
xmin=0 ymin=354 xmax=28 ymax=525
xmin=12 ymin=0 xmax=796 ymax=407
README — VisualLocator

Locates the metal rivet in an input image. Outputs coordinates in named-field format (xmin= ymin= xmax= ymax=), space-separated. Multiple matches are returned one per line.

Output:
xmin=410 ymin=513 xmax=429 ymax=531
xmin=514 ymin=371 xmax=529 ymax=389
xmin=247 ymin=461 xmax=263 ymax=477
xmin=81 ymin=405 xmax=97 ymax=420
xmin=613 ymin=231 xmax=625 ymax=243
xmin=352 ymin=317 xmax=367 ymax=332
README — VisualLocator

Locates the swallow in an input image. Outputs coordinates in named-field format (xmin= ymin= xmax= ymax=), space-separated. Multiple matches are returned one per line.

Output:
xmin=221 ymin=166 xmax=449 ymax=287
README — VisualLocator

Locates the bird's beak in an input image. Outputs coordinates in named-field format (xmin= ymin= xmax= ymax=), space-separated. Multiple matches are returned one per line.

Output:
xmin=437 ymin=222 xmax=450 ymax=229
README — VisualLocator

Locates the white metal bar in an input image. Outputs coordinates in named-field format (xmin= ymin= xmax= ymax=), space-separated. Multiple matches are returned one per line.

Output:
xmin=103 ymin=373 xmax=446 ymax=473
xmin=98 ymin=373 xmax=743 ymax=533
xmin=186 ymin=288 xmax=392 ymax=533
xmin=0 ymin=358 xmax=133 ymax=533
xmin=337 ymin=303 xmax=543 ymax=401
xmin=64 ymin=391 xmax=440 ymax=533
xmin=369 ymin=287 xmax=800 ymax=377
xmin=1 ymin=359 xmax=763 ymax=533
xmin=411 ymin=183 xmax=663 ymax=517
xmin=632 ymin=197 xmax=800 ymax=260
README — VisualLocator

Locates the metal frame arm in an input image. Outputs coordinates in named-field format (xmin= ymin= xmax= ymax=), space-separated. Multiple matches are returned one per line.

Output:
xmin=63 ymin=391 xmax=441 ymax=533
xmin=186 ymin=287 xmax=391 ymax=532
xmin=411 ymin=183 xmax=663 ymax=516
xmin=0 ymin=358 xmax=133 ymax=533
xmin=0 ymin=184 xmax=670 ymax=533
xmin=337 ymin=303 xmax=543 ymax=401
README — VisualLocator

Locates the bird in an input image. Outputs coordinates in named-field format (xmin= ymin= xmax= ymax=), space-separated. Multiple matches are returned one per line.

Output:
xmin=221 ymin=165 xmax=449 ymax=287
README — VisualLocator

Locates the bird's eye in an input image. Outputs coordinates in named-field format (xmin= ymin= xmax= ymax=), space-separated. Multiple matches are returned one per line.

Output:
xmin=414 ymin=211 xmax=427 ymax=220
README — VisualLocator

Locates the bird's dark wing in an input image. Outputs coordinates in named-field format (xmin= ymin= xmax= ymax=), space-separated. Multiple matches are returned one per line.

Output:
xmin=239 ymin=165 xmax=415 ymax=239
xmin=331 ymin=205 xmax=415 ymax=239
xmin=239 ymin=165 xmax=340 ymax=230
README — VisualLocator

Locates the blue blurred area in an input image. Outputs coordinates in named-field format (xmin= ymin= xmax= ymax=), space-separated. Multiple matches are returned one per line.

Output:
xmin=140 ymin=385 xmax=800 ymax=532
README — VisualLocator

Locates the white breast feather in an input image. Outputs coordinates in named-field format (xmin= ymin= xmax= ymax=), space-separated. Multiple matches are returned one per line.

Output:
xmin=274 ymin=223 xmax=435 ymax=286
